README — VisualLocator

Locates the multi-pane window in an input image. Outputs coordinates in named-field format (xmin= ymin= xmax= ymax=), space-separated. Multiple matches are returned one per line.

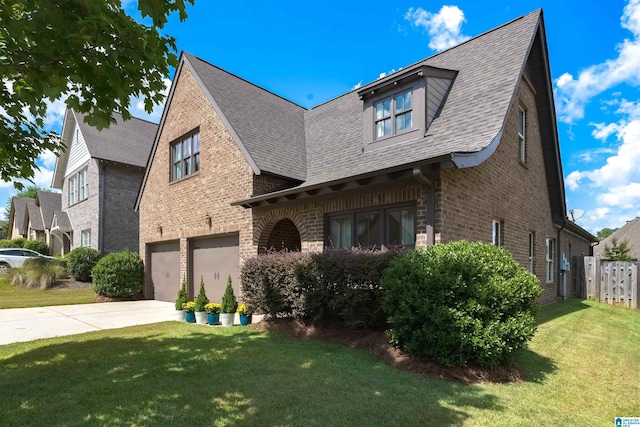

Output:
xmin=171 ymin=130 xmax=200 ymax=181
xmin=546 ymin=238 xmax=555 ymax=283
xmin=68 ymin=167 xmax=88 ymax=206
xmin=518 ymin=107 xmax=526 ymax=162
xmin=69 ymin=175 xmax=78 ymax=205
xmin=528 ymin=232 xmax=535 ymax=272
xmin=374 ymin=90 xmax=413 ymax=139
xmin=78 ymin=168 xmax=88 ymax=201
xmin=492 ymin=219 xmax=503 ymax=246
xmin=81 ymin=229 xmax=91 ymax=247
xmin=326 ymin=206 xmax=416 ymax=249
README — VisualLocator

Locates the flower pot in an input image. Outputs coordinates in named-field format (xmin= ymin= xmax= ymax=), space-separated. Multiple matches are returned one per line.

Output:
xmin=195 ymin=311 xmax=208 ymax=325
xmin=185 ymin=311 xmax=196 ymax=323
xmin=207 ymin=313 xmax=220 ymax=325
xmin=239 ymin=314 xmax=252 ymax=325
xmin=219 ymin=313 xmax=234 ymax=327
xmin=171 ymin=310 xmax=184 ymax=322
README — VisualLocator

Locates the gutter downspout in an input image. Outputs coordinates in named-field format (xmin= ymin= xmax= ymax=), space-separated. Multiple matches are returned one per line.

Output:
xmin=99 ymin=161 xmax=106 ymax=254
xmin=413 ymin=166 xmax=436 ymax=246
xmin=557 ymin=221 xmax=566 ymax=300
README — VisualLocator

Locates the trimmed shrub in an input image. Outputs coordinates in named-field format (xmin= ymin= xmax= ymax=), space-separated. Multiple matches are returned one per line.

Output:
xmin=0 ymin=237 xmax=26 ymax=248
xmin=381 ymin=240 xmax=542 ymax=367
xmin=91 ymin=250 xmax=143 ymax=298
xmin=24 ymin=239 xmax=49 ymax=255
xmin=220 ymin=276 xmax=238 ymax=313
xmin=175 ymin=276 xmax=188 ymax=310
xmin=241 ymin=248 xmax=398 ymax=329
xmin=194 ymin=276 xmax=210 ymax=312
xmin=66 ymin=247 xmax=102 ymax=282
xmin=7 ymin=257 xmax=67 ymax=289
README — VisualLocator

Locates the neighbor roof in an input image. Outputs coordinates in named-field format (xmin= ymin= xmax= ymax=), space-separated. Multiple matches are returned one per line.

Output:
xmin=35 ymin=191 xmax=61 ymax=229
xmin=9 ymin=197 xmax=34 ymax=236
xmin=53 ymin=110 xmax=157 ymax=188
xmin=593 ymin=218 xmax=640 ymax=260
xmin=25 ymin=200 xmax=44 ymax=231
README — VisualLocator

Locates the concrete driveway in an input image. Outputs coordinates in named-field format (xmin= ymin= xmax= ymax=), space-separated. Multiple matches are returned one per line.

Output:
xmin=0 ymin=300 xmax=176 ymax=346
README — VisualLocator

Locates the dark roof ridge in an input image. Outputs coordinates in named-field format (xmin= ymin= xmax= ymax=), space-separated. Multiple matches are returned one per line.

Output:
xmin=183 ymin=52 xmax=308 ymax=111
xmin=309 ymin=10 xmax=539 ymax=111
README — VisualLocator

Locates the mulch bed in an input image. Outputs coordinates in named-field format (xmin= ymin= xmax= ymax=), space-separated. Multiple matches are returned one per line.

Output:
xmin=252 ymin=318 xmax=524 ymax=384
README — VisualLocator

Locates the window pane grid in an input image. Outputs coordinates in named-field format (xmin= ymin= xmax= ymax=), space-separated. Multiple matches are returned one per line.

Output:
xmin=374 ymin=90 xmax=413 ymax=139
xmin=171 ymin=131 xmax=200 ymax=181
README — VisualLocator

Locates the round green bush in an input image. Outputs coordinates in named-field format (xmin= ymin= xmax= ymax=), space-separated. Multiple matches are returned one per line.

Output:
xmin=382 ymin=240 xmax=542 ymax=367
xmin=92 ymin=250 xmax=144 ymax=298
xmin=66 ymin=247 xmax=102 ymax=282
xmin=24 ymin=239 xmax=49 ymax=255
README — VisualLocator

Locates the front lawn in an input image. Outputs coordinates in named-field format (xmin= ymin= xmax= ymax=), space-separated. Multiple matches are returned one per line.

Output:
xmin=0 ymin=279 xmax=95 ymax=309
xmin=0 ymin=299 xmax=638 ymax=426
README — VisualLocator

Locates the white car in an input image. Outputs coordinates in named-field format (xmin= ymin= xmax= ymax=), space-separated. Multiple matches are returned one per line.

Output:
xmin=0 ymin=248 xmax=56 ymax=274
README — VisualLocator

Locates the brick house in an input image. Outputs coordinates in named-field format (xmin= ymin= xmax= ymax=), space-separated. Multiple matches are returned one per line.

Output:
xmin=51 ymin=109 xmax=157 ymax=255
xmin=7 ymin=191 xmax=63 ymax=255
xmin=136 ymin=10 xmax=595 ymax=304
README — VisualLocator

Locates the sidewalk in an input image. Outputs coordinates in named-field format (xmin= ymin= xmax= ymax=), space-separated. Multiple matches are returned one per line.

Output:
xmin=0 ymin=300 xmax=176 ymax=345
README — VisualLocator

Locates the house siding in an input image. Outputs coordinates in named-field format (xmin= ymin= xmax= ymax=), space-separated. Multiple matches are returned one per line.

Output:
xmin=65 ymin=122 xmax=91 ymax=176
xmin=101 ymin=162 xmax=145 ymax=254
xmin=438 ymin=79 xmax=560 ymax=304
xmin=62 ymin=159 xmax=100 ymax=251
xmin=139 ymin=64 xmax=255 ymax=297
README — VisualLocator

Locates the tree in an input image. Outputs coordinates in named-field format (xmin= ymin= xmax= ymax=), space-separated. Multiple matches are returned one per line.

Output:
xmin=603 ymin=238 xmax=633 ymax=262
xmin=597 ymin=227 xmax=617 ymax=240
xmin=0 ymin=0 xmax=194 ymax=189
xmin=0 ymin=185 xmax=44 ymax=237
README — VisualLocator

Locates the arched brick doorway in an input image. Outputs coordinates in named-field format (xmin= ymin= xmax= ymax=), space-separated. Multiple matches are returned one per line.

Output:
xmin=258 ymin=218 xmax=301 ymax=254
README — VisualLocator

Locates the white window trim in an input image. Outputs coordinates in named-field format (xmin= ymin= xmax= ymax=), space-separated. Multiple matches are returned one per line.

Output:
xmin=528 ymin=232 xmax=535 ymax=273
xmin=81 ymin=229 xmax=91 ymax=247
xmin=492 ymin=219 xmax=503 ymax=247
xmin=518 ymin=107 xmax=526 ymax=163
xmin=546 ymin=237 xmax=554 ymax=283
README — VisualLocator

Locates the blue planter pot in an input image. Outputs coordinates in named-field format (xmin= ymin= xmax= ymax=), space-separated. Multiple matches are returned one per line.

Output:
xmin=239 ymin=314 xmax=252 ymax=326
xmin=207 ymin=313 xmax=220 ymax=325
xmin=185 ymin=311 xmax=196 ymax=323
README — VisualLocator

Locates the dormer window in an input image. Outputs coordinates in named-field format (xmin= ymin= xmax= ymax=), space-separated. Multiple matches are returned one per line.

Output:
xmin=374 ymin=90 xmax=413 ymax=139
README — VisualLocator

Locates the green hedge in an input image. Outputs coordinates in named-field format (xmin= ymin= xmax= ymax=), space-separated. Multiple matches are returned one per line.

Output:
xmin=0 ymin=238 xmax=26 ymax=248
xmin=24 ymin=239 xmax=49 ymax=255
xmin=241 ymin=249 xmax=398 ymax=329
xmin=381 ymin=240 xmax=542 ymax=367
xmin=66 ymin=247 xmax=102 ymax=282
xmin=91 ymin=250 xmax=143 ymax=298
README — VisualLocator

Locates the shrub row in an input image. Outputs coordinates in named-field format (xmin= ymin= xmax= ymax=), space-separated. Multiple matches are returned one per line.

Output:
xmin=241 ymin=249 xmax=398 ymax=329
xmin=0 ymin=238 xmax=27 ymax=248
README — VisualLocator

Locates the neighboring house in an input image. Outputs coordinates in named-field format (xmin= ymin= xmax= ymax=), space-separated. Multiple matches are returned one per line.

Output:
xmin=52 ymin=109 xmax=157 ymax=255
xmin=136 ymin=10 xmax=595 ymax=304
xmin=7 ymin=196 xmax=34 ymax=239
xmin=593 ymin=218 xmax=640 ymax=260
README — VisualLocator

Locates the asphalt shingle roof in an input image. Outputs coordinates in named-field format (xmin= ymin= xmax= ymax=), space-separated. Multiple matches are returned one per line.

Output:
xmin=52 ymin=211 xmax=72 ymax=232
xmin=593 ymin=218 xmax=640 ymax=260
xmin=26 ymin=201 xmax=44 ymax=231
xmin=74 ymin=111 xmax=157 ymax=168
xmin=11 ymin=197 xmax=34 ymax=235
xmin=36 ymin=191 xmax=61 ymax=230
xmin=185 ymin=53 xmax=307 ymax=181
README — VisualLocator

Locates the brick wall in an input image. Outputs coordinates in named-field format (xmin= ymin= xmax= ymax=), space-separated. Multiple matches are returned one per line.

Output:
xmin=102 ymin=162 xmax=144 ymax=254
xmin=438 ymin=79 xmax=560 ymax=304
xmin=139 ymin=64 xmax=255 ymax=296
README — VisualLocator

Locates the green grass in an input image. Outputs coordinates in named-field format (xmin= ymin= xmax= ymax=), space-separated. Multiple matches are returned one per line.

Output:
xmin=0 ymin=299 xmax=639 ymax=426
xmin=0 ymin=279 xmax=96 ymax=309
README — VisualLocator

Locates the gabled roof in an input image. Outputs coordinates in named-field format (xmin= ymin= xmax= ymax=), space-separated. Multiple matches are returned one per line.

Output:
xmin=8 ymin=197 xmax=34 ymax=236
xmin=35 ymin=191 xmax=61 ymax=230
xmin=53 ymin=109 xmax=157 ymax=188
xmin=51 ymin=211 xmax=72 ymax=233
xmin=593 ymin=218 xmax=640 ymax=259
xmin=25 ymin=201 xmax=44 ymax=231
xmin=184 ymin=53 xmax=307 ymax=181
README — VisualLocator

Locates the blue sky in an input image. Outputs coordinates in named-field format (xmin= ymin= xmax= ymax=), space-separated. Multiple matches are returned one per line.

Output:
xmin=4 ymin=0 xmax=639 ymax=235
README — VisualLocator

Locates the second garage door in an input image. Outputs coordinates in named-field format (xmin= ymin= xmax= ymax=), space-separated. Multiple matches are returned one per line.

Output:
xmin=190 ymin=234 xmax=240 ymax=302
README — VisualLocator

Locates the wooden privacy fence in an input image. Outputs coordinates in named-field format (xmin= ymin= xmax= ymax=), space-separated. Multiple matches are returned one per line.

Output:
xmin=584 ymin=257 xmax=638 ymax=310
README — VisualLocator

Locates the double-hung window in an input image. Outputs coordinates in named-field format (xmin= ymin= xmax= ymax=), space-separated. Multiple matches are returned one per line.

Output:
xmin=374 ymin=90 xmax=413 ymax=139
xmin=81 ymin=229 xmax=91 ymax=247
xmin=78 ymin=168 xmax=88 ymax=201
xmin=326 ymin=205 xmax=416 ymax=249
xmin=518 ymin=107 xmax=526 ymax=162
xmin=528 ymin=232 xmax=535 ymax=273
xmin=171 ymin=130 xmax=200 ymax=181
xmin=546 ymin=238 xmax=555 ymax=283
xmin=69 ymin=175 xmax=78 ymax=205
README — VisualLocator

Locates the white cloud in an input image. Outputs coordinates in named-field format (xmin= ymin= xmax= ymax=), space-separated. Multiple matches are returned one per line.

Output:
xmin=351 ymin=81 xmax=363 ymax=90
xmin=404 ymin=5 xmax=470 ymax=52
xmin=0 ymin=206 xmax=5 ymax=220
xmin=554 ymin=0 xmax=640 ymax=123
xmin=38 ymin=149 xmax=58 ymax=170
xmin=576 ymin=147 xmax=616 ymax=163
xmin=591 ymin=121 xmax=625 ymax=141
